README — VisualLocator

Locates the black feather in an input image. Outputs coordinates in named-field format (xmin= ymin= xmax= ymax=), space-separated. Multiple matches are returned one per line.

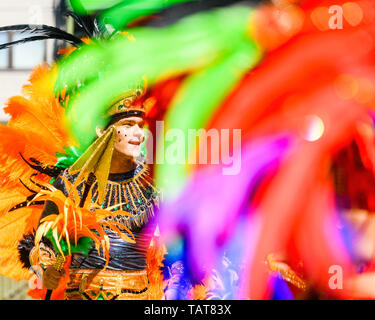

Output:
xmin=0 ymin=24 xmax=82 ymax=50
xmin=65 ymin=11 xmax=100 ymax=38
xmin=18 ymin=179 xmax=38 ymax=194
xmin=19 ymin=153 xmax=64 ymax=178
xmin=7 ymin=176 xmax=46 ymax=212
xmin=18 ymin=233 xmax=36 ymax=269
xmin=18 ymin=232 xmax=53 ymax=269
xmin=8 ymin=200 xmax=46 ymax=213
xmin=0 ymin=24 xmax=82 ymax=42
xmin=29 ymin=176 xmax=52 ymax=192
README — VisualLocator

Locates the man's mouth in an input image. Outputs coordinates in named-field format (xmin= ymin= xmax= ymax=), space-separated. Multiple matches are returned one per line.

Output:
xmin=128 ymin=140 xmax=141 ymax=146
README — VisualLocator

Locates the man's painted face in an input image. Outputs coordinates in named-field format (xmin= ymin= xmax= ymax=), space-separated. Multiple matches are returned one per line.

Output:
xmin=112 ymin=116 xmax=145 ymax=159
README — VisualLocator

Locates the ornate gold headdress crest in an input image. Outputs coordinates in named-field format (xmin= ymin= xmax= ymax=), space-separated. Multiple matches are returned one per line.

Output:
xmin=106 ymin=76 xmax=153 ymax=118
xmin=107 ymin=88 xmax=146 ymax=118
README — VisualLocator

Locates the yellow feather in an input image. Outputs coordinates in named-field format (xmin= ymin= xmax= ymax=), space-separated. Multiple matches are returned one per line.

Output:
xmin=52 ymin=227 xmax=64 ymax=257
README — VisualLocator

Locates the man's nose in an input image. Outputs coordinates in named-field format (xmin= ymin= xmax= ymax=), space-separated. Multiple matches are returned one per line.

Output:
xmin=133 ymin=125 xmax=144 ymax=140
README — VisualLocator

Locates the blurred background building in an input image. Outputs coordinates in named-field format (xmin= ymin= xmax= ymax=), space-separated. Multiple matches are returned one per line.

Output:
xmin=0 ymin=0 xmax=69 ymax=299
xmin=0 ymin=0 xmax=71 ymax=123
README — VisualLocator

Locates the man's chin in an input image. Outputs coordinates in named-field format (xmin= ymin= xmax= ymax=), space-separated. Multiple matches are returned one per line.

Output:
xmin=128 ymin=150 xmax=142 ymax=159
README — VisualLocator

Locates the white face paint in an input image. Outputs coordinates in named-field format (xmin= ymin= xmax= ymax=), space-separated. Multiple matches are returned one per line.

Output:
xmin=112 ymin=116 xmax=145 ymax=159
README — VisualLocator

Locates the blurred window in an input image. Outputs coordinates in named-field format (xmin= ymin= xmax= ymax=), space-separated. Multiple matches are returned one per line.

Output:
xmin=0 ymin=32 xmax=46 ymax=70
xmin=12 ymin=33 xmax=46 ymax=69
xmin=0 ymin=33 xmax=10 ymax=69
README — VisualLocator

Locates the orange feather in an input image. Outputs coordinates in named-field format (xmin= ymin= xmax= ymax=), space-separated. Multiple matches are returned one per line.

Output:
xmin=0 ymin=63 xmax=76 ymax=281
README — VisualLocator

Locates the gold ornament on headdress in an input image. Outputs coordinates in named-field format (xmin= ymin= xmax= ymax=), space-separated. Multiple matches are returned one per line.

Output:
xmin=106 ymin=75 xmax=150 ymax=118
xmin=107 ymin=88 xmax=146 ymax=117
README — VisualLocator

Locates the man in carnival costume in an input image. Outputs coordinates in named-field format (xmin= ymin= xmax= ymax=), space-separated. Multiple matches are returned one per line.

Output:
xmin=0 ymin=11 xmax=191 ymax=300
xmin=39 ymin=86 xmax=165 ymax=300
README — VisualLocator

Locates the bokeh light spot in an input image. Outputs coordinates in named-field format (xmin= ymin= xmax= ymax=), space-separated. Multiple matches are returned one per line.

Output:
xmin=302 ymin=115 xmax=325 ymax=142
